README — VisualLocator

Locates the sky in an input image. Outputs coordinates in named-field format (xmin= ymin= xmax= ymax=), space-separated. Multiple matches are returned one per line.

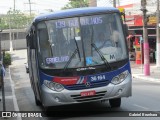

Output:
xmin=0 ymin=0 xmax=69 ymax=14
xmin=97 ymin=0 xmax=140 ymax=7
xmin=97 ymin=0 xmax=157 ymax=15
xmin=0 ymin=0 xmax=150 ymax=15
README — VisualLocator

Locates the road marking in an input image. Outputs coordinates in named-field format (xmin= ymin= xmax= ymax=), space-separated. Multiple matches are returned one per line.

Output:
xmin=133 ymin=104 xmax=149 ymax=110
xmin=9 ymin=66 xmax=22 ymax=120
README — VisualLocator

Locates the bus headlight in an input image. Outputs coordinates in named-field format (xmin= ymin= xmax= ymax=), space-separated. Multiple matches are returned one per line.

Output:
xmin=44 ymin=80 xmax=64 ymax=92
xmin=111 ymin=70 xmax=129 ymax=85
xmin=54 ymin=83 xmax=64 ymax=92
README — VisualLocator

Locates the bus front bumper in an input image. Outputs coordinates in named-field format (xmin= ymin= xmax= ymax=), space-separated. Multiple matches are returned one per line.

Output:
xmin=41 ymin=74 xmax=132 ymax=107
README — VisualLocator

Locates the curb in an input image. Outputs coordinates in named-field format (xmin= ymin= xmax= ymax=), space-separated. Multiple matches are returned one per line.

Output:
xmin=132 ymin=74 xmax=160 ymax=83
xmin=8 ymin=67 xmax=22 ymax=120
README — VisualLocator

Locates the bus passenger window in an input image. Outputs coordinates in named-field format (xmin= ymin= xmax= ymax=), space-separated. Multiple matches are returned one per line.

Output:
xmin=39 ymin=29 xmax=52 ymax=63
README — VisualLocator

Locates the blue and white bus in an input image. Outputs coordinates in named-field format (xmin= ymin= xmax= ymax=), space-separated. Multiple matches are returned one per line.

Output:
xmin=26 ymin=7 xmax=132 ymax=111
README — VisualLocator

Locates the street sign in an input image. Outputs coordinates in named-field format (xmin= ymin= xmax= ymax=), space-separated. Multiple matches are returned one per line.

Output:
xmin=148 ymin=16 xmax=156 ymax=25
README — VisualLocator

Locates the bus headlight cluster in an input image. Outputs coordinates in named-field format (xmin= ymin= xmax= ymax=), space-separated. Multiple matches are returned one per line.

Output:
xmin=44 ymin=80 xmax=64 ymax=92
xmin=111 ymin=70 xmax=129 ymax=85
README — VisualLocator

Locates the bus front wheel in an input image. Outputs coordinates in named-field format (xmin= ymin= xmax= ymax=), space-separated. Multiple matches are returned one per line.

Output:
xmin=43 ymin=106 xmax=51 ymax=116
xmin=109 ymin=98 xmax=121 ymax=108
xmin=35 ymin=96 xmax=41 ymax=106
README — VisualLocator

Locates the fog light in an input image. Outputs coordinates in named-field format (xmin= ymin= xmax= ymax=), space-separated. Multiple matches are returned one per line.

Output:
xmin=118 ymin=89 xmax=122 ymax=93
xmin=116 ymin=89 xmax=123 ymax=95
xmin=55 ymin=97 xmax=60 ymax=102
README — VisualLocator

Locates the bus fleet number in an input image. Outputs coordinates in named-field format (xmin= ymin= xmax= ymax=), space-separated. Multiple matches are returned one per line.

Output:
xmin=91 ymin=75 xmax=105 ymax=82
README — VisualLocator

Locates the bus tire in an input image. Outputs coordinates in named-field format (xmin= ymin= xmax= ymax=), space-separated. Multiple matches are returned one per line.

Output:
xmin=43 ymin=106 xmax=50 ymax=116
xmin=109 ymin=98 xmax=121 ymax=108
xmin=35 ymin=95 xmax=42 ymax=106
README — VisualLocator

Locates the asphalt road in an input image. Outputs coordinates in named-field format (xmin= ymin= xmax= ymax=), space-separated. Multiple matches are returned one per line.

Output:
xmin=10 ymin=50 xmax=160 ymax=120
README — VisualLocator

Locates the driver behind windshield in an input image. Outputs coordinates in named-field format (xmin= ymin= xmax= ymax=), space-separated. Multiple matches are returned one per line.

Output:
xmin=95 ymin=32 xmax=115 ymax=49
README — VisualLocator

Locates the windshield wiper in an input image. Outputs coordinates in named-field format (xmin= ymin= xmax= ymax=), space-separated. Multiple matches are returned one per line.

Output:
xmin=74 ymin=37 xmax=81 ymax=62
xmin=63 ymin=49 xmax=78 ymax=71
xmin=91 ymin=43 xmax=112 ymax=70
xmin=63 ymin=36 xmax=81 ymax=71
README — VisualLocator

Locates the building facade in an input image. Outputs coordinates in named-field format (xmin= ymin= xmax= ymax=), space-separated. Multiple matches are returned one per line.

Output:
xmin=1 ymin=29 xmax=27 ymax=51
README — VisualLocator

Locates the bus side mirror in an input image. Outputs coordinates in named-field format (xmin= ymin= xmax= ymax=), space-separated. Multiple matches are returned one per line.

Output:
xmin=123 ymin=24 xmax=129 ymax=37
xmin=26 ymin=34 xmax=36 ymax=49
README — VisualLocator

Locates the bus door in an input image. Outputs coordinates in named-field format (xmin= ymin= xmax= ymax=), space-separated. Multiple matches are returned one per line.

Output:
xmin=30 ymin=49 xmax=41 ymax=101
xmin=29 ymin=26 xmax=44 ymax=101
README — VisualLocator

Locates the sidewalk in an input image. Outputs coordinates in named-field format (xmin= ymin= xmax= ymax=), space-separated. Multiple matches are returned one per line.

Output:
xmin=0 ymin=68 xmax=18 ymax=120
xmin=130 ymin=61 xmax=160 ymax=82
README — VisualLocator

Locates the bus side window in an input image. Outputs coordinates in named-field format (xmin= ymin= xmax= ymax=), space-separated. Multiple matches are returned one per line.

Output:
xmin=39 ymin=29 xmax=52 ymax=60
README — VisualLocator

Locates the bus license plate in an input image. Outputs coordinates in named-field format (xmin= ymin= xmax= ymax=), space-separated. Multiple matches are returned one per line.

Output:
xmin=80 ymin=90 xmax=96 ymax=97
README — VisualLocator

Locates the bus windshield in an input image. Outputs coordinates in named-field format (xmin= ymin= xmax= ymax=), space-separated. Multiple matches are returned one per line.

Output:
xmin=37 ymin=13 xmax=127 ymax=69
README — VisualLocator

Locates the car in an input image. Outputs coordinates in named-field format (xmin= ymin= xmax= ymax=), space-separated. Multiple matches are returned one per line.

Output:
xmin=25 ymin=63 xmax=29 ymax=73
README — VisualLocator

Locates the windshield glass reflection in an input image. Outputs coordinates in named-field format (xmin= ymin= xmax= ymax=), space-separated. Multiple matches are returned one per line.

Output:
xmin=37 ymin=13 xmax=127 ymax=69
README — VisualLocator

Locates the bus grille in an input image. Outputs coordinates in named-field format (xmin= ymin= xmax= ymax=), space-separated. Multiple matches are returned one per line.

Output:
xmin=65 ymin=81 xmax=110 ymax=90
xmin=71 ymin=91 xmax=106 ymax=102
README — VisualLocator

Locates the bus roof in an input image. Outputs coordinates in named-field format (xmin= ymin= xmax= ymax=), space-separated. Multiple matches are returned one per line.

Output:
xmin=33 ymin=7 xmax=119 ymax=23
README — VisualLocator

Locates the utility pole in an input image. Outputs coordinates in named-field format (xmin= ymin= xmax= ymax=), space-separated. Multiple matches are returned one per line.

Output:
xmin=118 ymin=0 xmax=120 ymax=6
xmin=141 ymin=0 xmax=150 ymax=76
xmin=8 ymin=10 xmax=13 ymax=52
xmin=14 ymin=0 xmax=16 ymax=11
xmin=24 ymin=0 xmax=35 ymax=16
xmin=28 ymin=0 xmax=31 ymax=16
xmin=113 ymin=0 xmax=116 ymax=7
xmin=156 ymin=0 xmax=160 ymax=67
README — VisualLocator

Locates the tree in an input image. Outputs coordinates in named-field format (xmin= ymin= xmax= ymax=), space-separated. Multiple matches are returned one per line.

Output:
xmin=0 ymin=9 xmax=35 ymax=30
xmin=0 ymin=15 xmax=9 ymax=29
xmin=62 ymin=0 xmax=89 ymax=10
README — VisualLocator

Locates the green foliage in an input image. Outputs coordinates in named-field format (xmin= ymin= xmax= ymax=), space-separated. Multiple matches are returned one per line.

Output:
xmin=62 ymin=0 xmax=89 ymax=10
xmin=3 ymin=52 xmax=11 ymax=67
xmin=0 ymin=15 xmax=9 ymax=29
xmin=0 ymin=9 xmax=35 ymax=30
